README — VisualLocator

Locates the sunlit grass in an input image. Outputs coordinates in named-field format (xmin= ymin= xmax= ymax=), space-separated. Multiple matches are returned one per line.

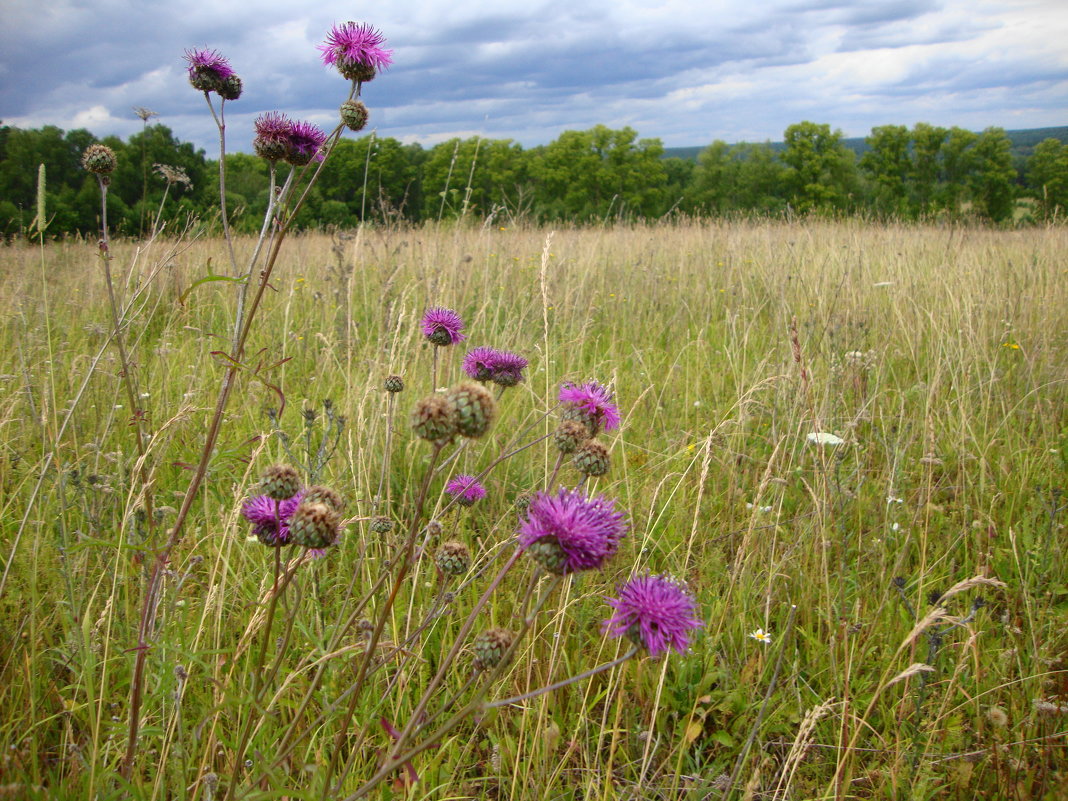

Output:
xmin=1 ymin=218 xmax=1066 ymax=799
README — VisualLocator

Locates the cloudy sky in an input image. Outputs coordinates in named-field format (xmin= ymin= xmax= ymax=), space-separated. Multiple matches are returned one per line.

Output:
xmin=2 ymin=0 xmax=1066 ymax=154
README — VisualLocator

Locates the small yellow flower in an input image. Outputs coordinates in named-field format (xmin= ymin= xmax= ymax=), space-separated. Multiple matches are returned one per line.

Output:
xmin=749 ymin=628 xmax=772 ymax=645
xmin=1001 ymin=342 xmax=1020 ymax=350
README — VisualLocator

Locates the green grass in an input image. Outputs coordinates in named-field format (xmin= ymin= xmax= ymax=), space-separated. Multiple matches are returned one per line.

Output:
xmin=1 ymin=219 xmax=1066 ymax=800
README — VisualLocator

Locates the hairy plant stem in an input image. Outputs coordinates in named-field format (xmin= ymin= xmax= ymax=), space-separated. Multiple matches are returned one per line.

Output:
xmin=483 ymin=644 xmax=638 ymax=709
xmin=319 ymin=442 xmax=444 ymax=800
xmin=122 ymin=106 xmax=342 ymax=780
xmin=343 ymin=573 xmax=563 ymax=800
xmin=204 ymin=92 xmax=238 ymax=275
xmin=224 ymin=544 xmax=286 ymax=800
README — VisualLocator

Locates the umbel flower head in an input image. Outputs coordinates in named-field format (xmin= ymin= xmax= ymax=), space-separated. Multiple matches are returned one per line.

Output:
xmin=319 ymin=22 xmax=393 ymax=82
xmin=184 ymin=48 xmax=236 ymax=93
xmin=422 ymin=307 xmax=465 ymax=346
xmin=242 ymin=491 xmax=305 ymax=547
xmin=603 ymin=574 xmax=704 ymax=656
xmin=559 ymin=381 xmax=621 ymax=436
xmin=445 ymin=474 xmax=487 ymax=507
xmin=518 ymin=487 xmax=627 ymax=574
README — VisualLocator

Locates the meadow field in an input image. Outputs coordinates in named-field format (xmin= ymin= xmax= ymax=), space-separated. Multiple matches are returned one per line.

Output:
xmin=0 ymin=219 xmax=1066 ymax=799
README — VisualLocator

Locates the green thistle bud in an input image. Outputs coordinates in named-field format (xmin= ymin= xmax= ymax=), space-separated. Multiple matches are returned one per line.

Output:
xmin=573 ymin=440 xmax=610 ymax=477
xmin=447 ymin=382 xmax=496 ymax=439
xmin=553 ymin=420 xmax=590 ymax=454
xmin=302 ymin=485 xmax=344 ymax=513
xmin=411 ymin=394 xmax=458 ymax=443
xmin=289 ymin=502 xmax=340 ymax=550
xmin=261 ymin=464 xmax=301 ymax=501
xmin=253 ymin=136 xmax=289 ymax=162
xmin=337 ymin=58 xmax=377 ymax=83
xmin=369 ymin=516 xmax=393 ymax=535
xmin=340 ymin=100 xmax=369 ymax=132
xmin=436 ymin=541 xmax=470 ymax=576
xmin=384 ymin=374 xmax=404 ymax=393
xmin=472 ymin=627 xmax=514 ymax=672
xmin=561 ymin=405 xmax=603 ymax=437
xmin=188 ymin=68 xmax=221 ymax=93
xmin=81 ymin=144 xmax=117 ymax=175
xmin=218 ymin=74 xmax=243 ymax=100
xmin=526 ymin=535 xmax=568 ymax=574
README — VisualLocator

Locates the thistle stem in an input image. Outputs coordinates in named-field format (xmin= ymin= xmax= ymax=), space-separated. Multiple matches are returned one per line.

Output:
xmin=484 ymin=645 xmax=638 ymax=709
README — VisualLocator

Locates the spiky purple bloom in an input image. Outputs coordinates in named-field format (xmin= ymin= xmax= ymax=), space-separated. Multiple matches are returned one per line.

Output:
xmin=286 ymin=120 xmax=328 ymax=166
xmin=488 ymin=350 xmax=528 ymax=386
xmin=184 ymin=48 xmax=235 ymax=90
xmin=445 ymin=474 xmax=487 ymax=506
xmin=252 ymin=112 xmax=294 ymax=161
xmin=422 ymin=307 xmax=466 ymax=346
xmin=559 ymin=381 xmax=621 ymax=432
xmin=603 ymin=574 xmax=704 ymax=656
xmin=319 ymin=22 xmax=393 ymax=71
xmin=241 ymin=491 xmax=304 ymax=546
xmin=518 ymin=487 xmax=627 ymax=574
xmin=463 ymin=347 xmax=499 ymax=381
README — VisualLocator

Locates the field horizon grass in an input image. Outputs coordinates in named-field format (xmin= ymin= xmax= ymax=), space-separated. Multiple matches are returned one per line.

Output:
xmin=1 ymin=219 xmax=1066 ymax=799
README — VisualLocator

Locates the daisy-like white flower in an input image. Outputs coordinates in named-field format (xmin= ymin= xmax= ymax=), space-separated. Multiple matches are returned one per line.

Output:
xmin=445 ymin=474 xmax=487 ymax=507
xmin=603 ymin=574 xmax=704 ymax=656
xmin=559 ymin=381 xmax=621 ymax=434
xmin=518 ymin=487 xmax=627 ymax=574
xmin=319 ymin=22 xmax=393 ymax=81
xmin=749 ymin=628 xmax=772 ymax=645
xmin=241 ymin=491 xmax=304 ymax=546
xmin=421 ymin=307 xmax=465 ymax=346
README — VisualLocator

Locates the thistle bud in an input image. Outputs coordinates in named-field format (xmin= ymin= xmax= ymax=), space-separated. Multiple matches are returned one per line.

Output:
xmin=436 ymin=541 xmax=470 ymax=576
xmin=526 ymin=535 xmax=568 ymax=574
xmin=411 ymin=394 xmax=458 ymax=443
xmin=260 ymin=464 xmax=301 ymax=501
xmin=573 ymin=440 xmax=610 ymax=477
xmin=217 ymin=74 xmax=243 ymax=101
xmin=337 ymin=59 xmax=377 ymax=83
xmin=384 ymin=374 xmax=404 ymax=393
xmin=447 ymin=382 xmax=496 ymax=439
xmin=370 ymin=516 xmax=393 ymax=535
xmin=472 ymin=627 xmax=514 ymax=672
xmin=302 ymin=485 xmax=344 ymax=513
xmin=340 ymin=100 xmax=369 ymax=132
xmin=82 ymin=144 xmax=117 ymax=175
xmin=553 ymin=420 xmax=590 ymax=454
xmin=289 ymin=502 xmax=340 ymax=550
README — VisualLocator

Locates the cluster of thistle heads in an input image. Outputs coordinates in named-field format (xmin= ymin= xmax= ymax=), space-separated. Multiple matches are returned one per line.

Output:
xmin=242 ymin=306 xmax=702 ymax=661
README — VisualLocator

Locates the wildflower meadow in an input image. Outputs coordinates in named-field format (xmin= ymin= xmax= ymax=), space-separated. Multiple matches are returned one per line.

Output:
xmin=1 ymin=20 xmax=1067 ymax=801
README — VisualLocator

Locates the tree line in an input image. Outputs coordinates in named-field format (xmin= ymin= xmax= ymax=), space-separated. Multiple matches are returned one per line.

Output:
xmin=2 ymin=119 xmax=1066 ymax=236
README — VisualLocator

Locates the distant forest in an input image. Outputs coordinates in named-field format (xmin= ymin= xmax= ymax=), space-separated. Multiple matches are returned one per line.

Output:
xmin=2 ymin=120 xmax=1066 ymax=236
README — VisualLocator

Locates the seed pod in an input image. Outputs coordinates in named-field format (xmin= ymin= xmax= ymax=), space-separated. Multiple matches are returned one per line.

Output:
xmin=82 ymin=144 xmax=117 ymax=175
xmin=384 ymin=374 xmax=404 ymax=393
xmin=411 ymin=394 xmax=458 ymax=443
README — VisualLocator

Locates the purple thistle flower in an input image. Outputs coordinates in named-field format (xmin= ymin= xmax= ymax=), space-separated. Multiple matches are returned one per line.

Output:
xmin=462 ymin=347 xmax=500 ymax=381
xmin=241 ymin=491 xmax=304 ymax=546
xmin=319 ymin=22 xmax=393 ymax=76
xmin=488 ymin=350 xmax=528 ymax=387
xmin=603 ymin=574 xmax=704 ymax=656
xmin=445 ymin=474 xmax=487 ymax=507
xmin=286 ymin=120 xmax=328 ymax=166
xmin=518 ymin=487 xmax=627 ymax=574
xmin=253 ymin=111 xmax=294 ymax=162
xmin=422 ymin=307 xmax=466 ymax=346
xmin=184 ymin=48 xmax=235 ymax=91
xmin=559 ymin=381 xmax=621 ymax=433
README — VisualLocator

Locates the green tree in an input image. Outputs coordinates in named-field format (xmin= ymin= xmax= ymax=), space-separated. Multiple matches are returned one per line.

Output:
xmin=781 ymin=121 xmax=857 ymax=213
xmin=532 ymin=126 xmax=667 ymax=220
xmin=420 ymin=137 xmax=529 ymax=221
xmin=968 ymin=127 xmax=1017 ymax=222
xmin=688 ymin=141 xmax=735 ymax=213
xmin=909 ymin=123 xmax=948 ymax=215
xmin=935 ymin=127 xmax=977 ymax=215
xmin=1026 ymin=138 xmax=1068 ymax=218
xmin=860 ymin=124 xmax=911 ymax=216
